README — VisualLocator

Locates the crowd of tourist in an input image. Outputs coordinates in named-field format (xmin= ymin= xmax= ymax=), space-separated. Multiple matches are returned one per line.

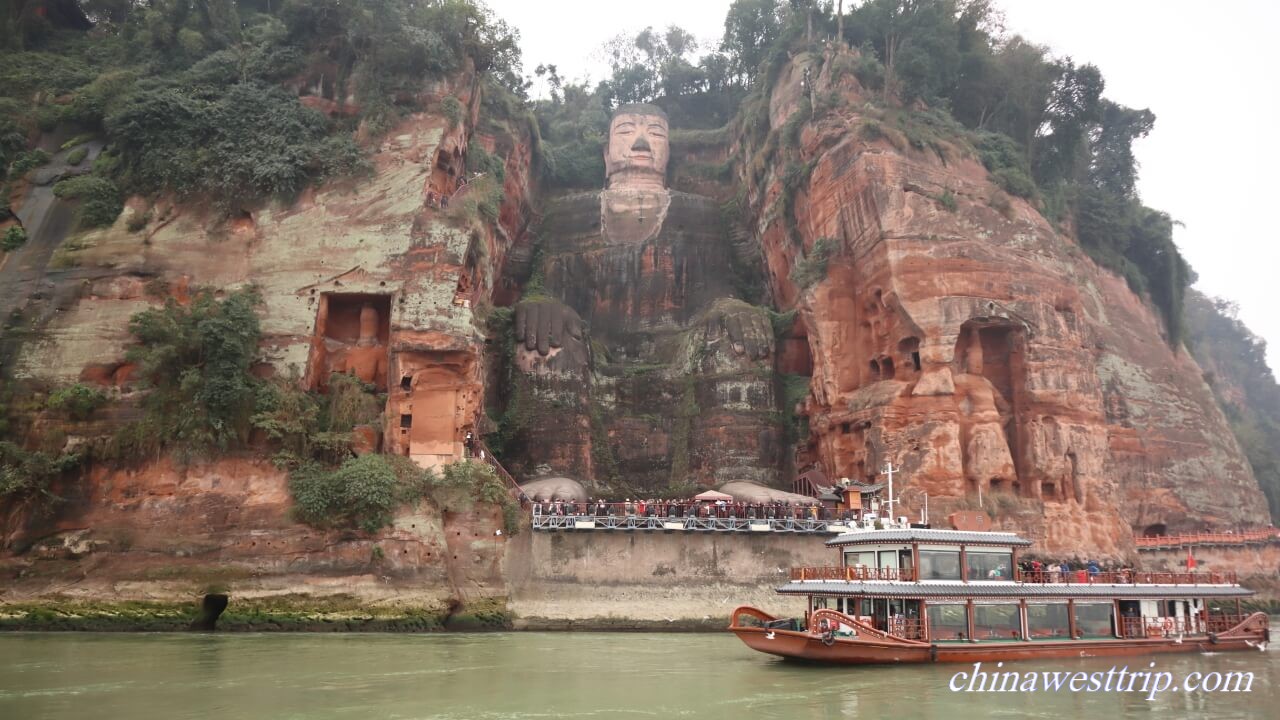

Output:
xmin=531 ymin=498 xmax=858 ymax=523
xmin=1016 ymin=557 xmax=1130 ymax=582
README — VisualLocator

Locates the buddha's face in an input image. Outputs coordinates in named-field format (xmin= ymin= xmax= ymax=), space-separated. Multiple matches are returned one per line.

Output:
xmin=605 ymin=111 xmax=669 ymax=189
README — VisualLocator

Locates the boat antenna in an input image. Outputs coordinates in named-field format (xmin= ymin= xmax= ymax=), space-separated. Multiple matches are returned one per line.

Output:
xmin=882 ymin=460 xmax=900 ymax=526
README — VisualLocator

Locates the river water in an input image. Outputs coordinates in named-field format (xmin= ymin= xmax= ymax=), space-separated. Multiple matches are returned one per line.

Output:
xmin=0 ymin=628 xmax=1275 ymax=719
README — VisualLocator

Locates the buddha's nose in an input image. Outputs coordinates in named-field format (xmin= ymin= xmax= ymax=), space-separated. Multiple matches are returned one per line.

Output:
xmin=631 ymin=135 xmax=652 ymax=153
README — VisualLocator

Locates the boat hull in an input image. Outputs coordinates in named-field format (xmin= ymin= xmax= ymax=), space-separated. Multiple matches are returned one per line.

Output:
xmin=729 ymin=607 xmax=1271 ymax=665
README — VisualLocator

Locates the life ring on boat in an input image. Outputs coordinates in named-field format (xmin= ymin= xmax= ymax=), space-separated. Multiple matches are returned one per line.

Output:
xmin=1162 ymin=619 xmax=1174 ymax=633
xmin=821 ymin=630 xmax=836 ymax=646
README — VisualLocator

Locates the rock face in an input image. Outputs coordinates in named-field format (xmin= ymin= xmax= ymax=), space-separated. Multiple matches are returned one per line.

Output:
xmin=1 ymin=42 xmax=1273 ymax=603
xmin=743 ymin=49 xmax=1270 ymax=556
xmin=1 ymin=65 xmax=533 ymax=600
xmin=1 ymin=457 xmax=509 ymax=605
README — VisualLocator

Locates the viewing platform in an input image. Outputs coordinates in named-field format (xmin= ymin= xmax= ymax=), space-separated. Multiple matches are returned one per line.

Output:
xmin=531 ymin=514 xmax=852 ymax=534
xmin=1135 ymin=529 xmax=1279 ymax=549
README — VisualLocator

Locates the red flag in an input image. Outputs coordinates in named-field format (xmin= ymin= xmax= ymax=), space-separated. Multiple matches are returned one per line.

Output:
xmin=1186 ymin=548 xmax=1197 ymax=570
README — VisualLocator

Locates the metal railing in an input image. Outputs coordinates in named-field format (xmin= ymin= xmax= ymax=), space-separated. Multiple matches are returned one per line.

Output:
xmin=1135 ymin=529 xmax=1279 ymax=549
xmin=470 ymin=439 xmax=528 ymax=507
xmin=791 ymin=566 xmax=917 ymax=582
xmin=531 ymin=513 xmax=853 ymax=533
xmin=1016 ymin=569 xmax=1238 ymax=585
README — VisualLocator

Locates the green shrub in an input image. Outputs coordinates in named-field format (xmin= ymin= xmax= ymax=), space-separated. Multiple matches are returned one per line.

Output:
xmin=937 ymin=188 xmax=957 ymax=212
xmin=977 ymin=133 xmax=1037 ymax=199
xmin=51 ymin=175 xmax=123 ymax=228
xmin=467 ymin=144 xmax=506 ymax=182
xmin=61 ymin=135 xmax=96 ymax=151
xmin=993 ymin=167 xmax=1036 ymax=199
xmin=0 ymin=441 xmax=82 ymax=507
xmin=8 ymin=149 xmax=50 ymax=178
xmin=441 ymin=96 xmax=464 ymax=128
xmin=105 ymin=83 xmax=361 ymax=206
xmin=66 ymin=147 xmax=88 ymax=166
xmin=438 ymin=460 xmax=520 ymax=535
xmin=790 ymin=237 xmax=836 ymax=290
xmin=290 ymin=454 xmax=435 ymax=534
xmin=2 ymin=226 xmax=25 ymax=252
xmin=252 ymin=372 xmax=384 ymax=469
xmin=47 ymin=384 xmax=108 ymax=421
xmin=117 ymin=288 xmax=266 ymax=457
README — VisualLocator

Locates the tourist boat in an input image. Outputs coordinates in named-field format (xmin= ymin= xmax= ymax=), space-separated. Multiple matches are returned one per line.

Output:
xmin=728 ymin=520 xmax=1270 ymax=664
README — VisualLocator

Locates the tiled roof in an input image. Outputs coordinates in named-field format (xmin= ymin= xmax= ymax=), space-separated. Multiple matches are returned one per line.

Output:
xmin=777 ymin=581 xmax=1253 ymax=599
xmin=826 ymin=528 xmax=1033 ymax=547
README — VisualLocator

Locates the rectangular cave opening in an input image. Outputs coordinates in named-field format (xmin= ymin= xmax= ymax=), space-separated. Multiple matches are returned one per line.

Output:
xmin=306 ymin=292 xmax=393 ymax=392
xmin=320 ymin=293 xmax=392 ymax=345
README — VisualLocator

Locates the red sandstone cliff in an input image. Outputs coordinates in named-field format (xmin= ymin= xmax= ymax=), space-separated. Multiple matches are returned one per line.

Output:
xmin=743 ymin=49 xmax=1270 ymax=557
xmin=2 ymin=42 xmax=1274 ymax=610
xmin=0 ymin=64 xmax=534 ymax=605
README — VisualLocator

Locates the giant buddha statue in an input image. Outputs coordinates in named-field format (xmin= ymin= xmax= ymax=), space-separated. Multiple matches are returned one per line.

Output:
xmin=504 ymin=104 xmax=780 ymax=490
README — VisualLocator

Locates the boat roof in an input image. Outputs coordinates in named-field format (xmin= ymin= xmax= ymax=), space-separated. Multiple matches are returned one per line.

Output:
xmin=778 ymin=581 xmax=1253 ymax=599
xmin=826 ymin=528 xmax=1033 ymax=547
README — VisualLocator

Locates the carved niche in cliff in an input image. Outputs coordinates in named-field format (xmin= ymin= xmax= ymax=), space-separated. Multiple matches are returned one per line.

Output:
xmin=306 ymin=293 xmax=391 ymax=392
xmin=501 ymin=103 xmax=782 ymax=489
xmin=953 ymin=319 xmax=1027 ymax=497
xmin=386 ymin=350 xmax=478 ymax=472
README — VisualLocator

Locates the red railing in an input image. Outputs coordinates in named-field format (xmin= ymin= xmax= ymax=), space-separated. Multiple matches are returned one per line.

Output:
xmin=796 ymin=566 xmax=1237 ymax=585
xmin=1135 ymin=529 xmax=1280 ymax=548
xmin=1016 ymin=569 xmax=1237 ymax=585
xmin=791 ymin=566 xmax=917 ymax=582
xmin=1118 ymin=614 xmax=1247 ymax=639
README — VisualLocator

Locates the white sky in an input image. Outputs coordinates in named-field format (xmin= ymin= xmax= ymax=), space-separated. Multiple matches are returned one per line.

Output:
xmin=488 ymin=0 xmax=1280 ymax=373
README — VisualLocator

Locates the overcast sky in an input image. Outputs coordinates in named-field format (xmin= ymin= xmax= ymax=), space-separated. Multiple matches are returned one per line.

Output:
xmin=487 ymin=0 xmax=1280 ymax=373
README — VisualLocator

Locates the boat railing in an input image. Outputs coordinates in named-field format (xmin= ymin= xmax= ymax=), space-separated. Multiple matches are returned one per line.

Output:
xmin=887 ymin=617 xmax=927 ymax=641
xmin=1016 ymin=569 xmax=1237 ymax=585
xmin=791 ymin=566 xmax=917 ymax=582
xmin=1117 ymin=614 xmax=1250 ymax=639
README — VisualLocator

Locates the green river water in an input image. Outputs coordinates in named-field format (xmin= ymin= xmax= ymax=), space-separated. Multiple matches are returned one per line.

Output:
xmin=0 ymin=628 xmax=1275 ymax=719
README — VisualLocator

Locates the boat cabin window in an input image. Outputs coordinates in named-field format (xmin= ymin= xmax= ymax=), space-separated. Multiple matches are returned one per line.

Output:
xmin=1027 ymin=602 xmax=1070 ymax=640
xmin=918 ymin=550 xmax=962 ymax=580
xmin=844 ymin=550 xmax=876 ymax=568
xmin=926 ymin=603 xmax=968 ymax=640
xmin=1074 ymin=602 xmax=1115 ymax=638
xmin=966 ymin=550 xmax=1013 ymax=580
xmin=972 ymin=603 xmax=1021 ymax=640
xmin=878 ymin=550 xmax=899 ymax=569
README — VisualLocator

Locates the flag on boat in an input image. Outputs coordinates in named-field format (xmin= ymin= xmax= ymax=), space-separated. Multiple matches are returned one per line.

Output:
xmin=1186 ymin=547 xmax=1197 ymax=570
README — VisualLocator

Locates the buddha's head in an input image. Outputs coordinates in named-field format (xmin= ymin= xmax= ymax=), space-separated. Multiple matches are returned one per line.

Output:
xmin=357 ymin=303 xmax=380 ymax=347
xmin=605 ymin=103 xmax=669 ymax=190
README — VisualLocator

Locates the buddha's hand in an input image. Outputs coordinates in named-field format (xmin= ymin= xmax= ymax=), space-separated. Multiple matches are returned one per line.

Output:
xmin=514 ymin=300 xmax=586 ymax=358
xmin=702 ymin=303 xmax=773 ymax=360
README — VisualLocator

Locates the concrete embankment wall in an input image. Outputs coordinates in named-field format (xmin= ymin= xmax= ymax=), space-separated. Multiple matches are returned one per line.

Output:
xmin=505 ymin=530 xmax=836 ymax=629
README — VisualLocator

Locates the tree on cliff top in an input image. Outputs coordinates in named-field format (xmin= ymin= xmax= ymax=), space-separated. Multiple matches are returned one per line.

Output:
xmin=1185 ymin=294 xmax=1280 ymax=521
xmin=0 ymin=0 xmax=525 ymax=207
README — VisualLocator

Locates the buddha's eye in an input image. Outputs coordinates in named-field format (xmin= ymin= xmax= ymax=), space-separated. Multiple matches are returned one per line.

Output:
xmin=615 ymin=123 xmax=635 ymax=133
